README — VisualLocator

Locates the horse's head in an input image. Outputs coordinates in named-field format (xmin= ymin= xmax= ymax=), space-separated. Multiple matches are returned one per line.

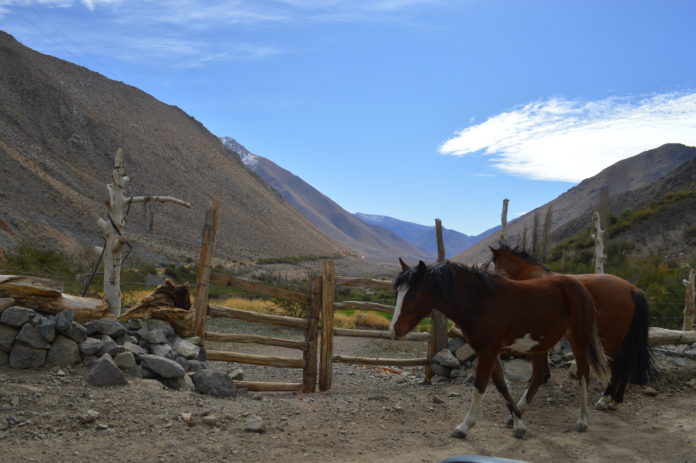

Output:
xmin=390 ymin=259 xmax=435 ymax=340
xmin=490 ymin=244 xmax=548 ymax=280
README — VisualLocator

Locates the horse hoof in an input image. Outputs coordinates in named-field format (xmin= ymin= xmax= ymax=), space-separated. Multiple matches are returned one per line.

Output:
xmin=505 ymin=417 xmax=514 ymax=428
xmin=513 ymin=428 xmax=526 ymax=439
xmin=450 ymin=430 xmax=467 ymax=439
xmin=575 ymin=422 xmax=588 ymax=433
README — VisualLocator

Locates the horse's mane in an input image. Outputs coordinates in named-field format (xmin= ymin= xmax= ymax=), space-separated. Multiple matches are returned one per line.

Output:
xmin=494 ymin=243 xmax=550 ymax=270
xmin=394 ymin=261 xmax=498 ymax=299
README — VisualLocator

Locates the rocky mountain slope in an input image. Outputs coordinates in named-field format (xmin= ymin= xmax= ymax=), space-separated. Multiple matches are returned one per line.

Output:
xmin=0 ymin=31 xmax=346 ymax=265
xmin=353 ymin=213 xmax=497 ymax=258
xmin=456 ymin=143 xmax=696 ymax=264
xmin=220 ymin=137 xmax=430 ymax=262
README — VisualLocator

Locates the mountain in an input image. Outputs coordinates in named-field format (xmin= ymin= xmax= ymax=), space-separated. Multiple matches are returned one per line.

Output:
xmin=456 ymin=143 xmax=696 ymax=264
xmin=353 ymin=213 xmax=497 ymax=258
xmin=220 ymin=137 xmax=431 ymax=262
xmin=0 ymin=31 xmax=345 ymax=264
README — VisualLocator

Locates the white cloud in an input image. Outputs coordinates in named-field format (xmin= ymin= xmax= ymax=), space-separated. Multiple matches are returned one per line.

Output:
xmin=439 ymin=93 xmax=696 ymax=182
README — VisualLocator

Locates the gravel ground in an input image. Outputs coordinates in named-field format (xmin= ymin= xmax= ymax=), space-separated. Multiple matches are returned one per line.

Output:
xmin=1 ymin=335 xmax=696 ymax=463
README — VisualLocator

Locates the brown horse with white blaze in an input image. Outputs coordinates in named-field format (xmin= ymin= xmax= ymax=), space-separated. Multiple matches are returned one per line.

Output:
xmin=490 ymin=244 xmax=657 ymax=410
xmin=390 ymin=259 xmax=608 ymax=439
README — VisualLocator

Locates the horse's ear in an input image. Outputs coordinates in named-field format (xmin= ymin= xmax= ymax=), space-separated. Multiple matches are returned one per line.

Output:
xmin=417 ymin=260 xmax=427 ymax=273
xmin=489 ymin=246 xmax=498 ymax=259
xmin=399 ymin=258 xmax=410 ymax=271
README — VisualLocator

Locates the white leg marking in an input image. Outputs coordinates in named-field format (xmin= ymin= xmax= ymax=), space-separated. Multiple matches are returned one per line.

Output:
xmin=389 ymin=285 xmax=408 ymax=338
xmin=517 ymin=388 xmax=529 ymax=415
xmin=507 ymin=333 xmax=539 ymax=353
xmin=576 ymin=378 xmax=589 ymax=432
xmin=454 ymin=389 xmax=484 ymax=437
xmin=594 ymin=395 xmax=614 ymax=411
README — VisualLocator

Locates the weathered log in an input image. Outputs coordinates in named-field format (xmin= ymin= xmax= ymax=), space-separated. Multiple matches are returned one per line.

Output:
xmin=234 ymin=381 xmax=304 ymax=392
xmin=208 ymin=304 xmax=308 ymax=329
xmin=648 ymin=327 xmax=696 ymax=346
xmin=333 ymin=327 xmax=430 ymax=341
xmin=206 ymin=350 xmax=305 ymax=368
xmin=333 ymin=355 xmax=429 ymax=367
xmin=117 ymin=280 xmax=194 ymax=336
xmin=205 ymin=332 xmax=306 ymax=350
xmin=0 ymin=275 xmax=109 ymax=321
xmin=333 ymin=301 xmax=394 ymax=313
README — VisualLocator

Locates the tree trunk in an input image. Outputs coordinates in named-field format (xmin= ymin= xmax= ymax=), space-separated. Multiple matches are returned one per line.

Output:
xmin=592 ymin=211 xmax=605 ymax=274
xmin=682 ymin=268 xmax=695 ymax=331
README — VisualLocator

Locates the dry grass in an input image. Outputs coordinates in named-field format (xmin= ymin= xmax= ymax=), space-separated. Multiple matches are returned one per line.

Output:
xmin=211 ymin=296 xmax=286 ymax=315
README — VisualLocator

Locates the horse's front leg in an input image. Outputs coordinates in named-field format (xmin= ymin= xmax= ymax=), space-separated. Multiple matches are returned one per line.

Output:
xmin=451 ymin=351 xmax=496 ymax=439
xmin=490 ymin=357 xmax=526 ymax=438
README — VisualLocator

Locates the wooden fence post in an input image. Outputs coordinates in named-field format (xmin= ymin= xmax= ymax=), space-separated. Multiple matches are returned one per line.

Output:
xmin=426 ymin=219 xmax=449 ymax=381
xmin=683 ymin=267 xmax=695 ymax=331
xmin=319 ymin=260 xmax=335 ymax=391
xmin=192 ymin=201 xmax=221 ymax=340
xmin=500 ymin=199 xmax=509 ymax=245
xmin=303 ymin=274 xmax=322 ymax=392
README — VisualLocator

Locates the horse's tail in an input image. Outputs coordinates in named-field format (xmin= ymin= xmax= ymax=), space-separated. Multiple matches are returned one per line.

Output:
xmin=612 ymin=290 xmax=658 ymax=385
xmin=588 ymin=319 xmax=610 ymax=380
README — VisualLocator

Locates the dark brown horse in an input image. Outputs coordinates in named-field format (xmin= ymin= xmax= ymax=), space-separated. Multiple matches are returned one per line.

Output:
xmin=390 ymin=259 xmax=608 ymax=439
xmin=490 ymin=244 xmax=656 ymax=410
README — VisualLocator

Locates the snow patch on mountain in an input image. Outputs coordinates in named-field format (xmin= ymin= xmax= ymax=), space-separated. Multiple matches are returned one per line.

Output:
xmin=220 ymin=136 xmax=260 ymax=168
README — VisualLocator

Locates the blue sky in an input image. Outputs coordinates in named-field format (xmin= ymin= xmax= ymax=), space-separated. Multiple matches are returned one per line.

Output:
xmin=2 ymin=1 xmax=696 ymax=236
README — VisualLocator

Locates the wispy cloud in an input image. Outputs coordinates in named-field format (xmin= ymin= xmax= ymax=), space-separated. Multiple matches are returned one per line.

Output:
xmin=439 ymin=93 xmax=696 ymax=182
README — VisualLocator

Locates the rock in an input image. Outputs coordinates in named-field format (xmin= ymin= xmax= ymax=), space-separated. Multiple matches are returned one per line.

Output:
xmin=567 ymin=360 xmax=578 ymax=379
xmin=430 ymin=363 xmax=451 ymax=378
xmin=149 ymin=343 xmax=173 ymax=358
xmin=451 ymin=373 xmax=474 ymax=385
xmin=0 ymin=351 xmax=8 ymax=365
xmin=146 ymin=320 xmax=174 ymax=338
xmin=0 ymin=298 xmax=15 ymax=311
xmin=455 ymin=344 xmax=477 ymax=363
xmin=79 ymin=410 xmax=100 ymax=424
xmin=450 ymin=367 xmax=471 ymax=379
xmin=114 ymin=351 xmax=136 ymax=370
xmin=47 ymin=335 xmax=81 ymax=366
xmin=173 ymin=338 xmax=200 ymax=360
xmin=144 ymin=329 xmax=168 ymax=345
xmin=503 ymin=359 xmax=532 ymax=383
xmin=160 ymin=377 xmax=187 ymax=389
xmin=432 ymin=396 xmax=445 ymax=404
xmin=38 ymin=316 xmax=57 ymax=342
xmin=191 ymin=370 xmax=237 ymax=398
xmin=175 ymin=356 xmax=191 ymax=371
xmin=123 ymin=341 xmax=147 ymax=356
xmin=82 ymin=321 xmax=98 ymax=336
xmin=0 ymin=306 xmax=36 ymax=327
xmin=0 ymin=324 xmax=19 ymax=353
xmin=187 ymin=360 xmax=207 ymax=372
xmin=95 ymin=423 xmax=109 ymax=431
xmin=245 ymin=415 xmax=266 ymax=433
xmin=55 ymin=310 xmax=74 ymax=332
xmin=94 ymin=319 xmax=126 ymax=338
xmin=430 ymin=375 xmax=449 ymax=384
xmin=9 ymin=342 xmax=47 ymax=368
xmin=643 ymin=386 xmax=658 ymax=397
xmin=448 ymin=336 xmax=466 ymax=353
xmin=432 ymin=349 xmax=460 ymax=369
xmin=79 ymin=338 xmax=104 ymax=356
xmin=227 ymin=368 xmax=244 ymax=380
xmin=139 ymin=354 xmax=186 ymax=379
xmin=202 ymin=415 xmax=219 ymax=426
xmin=86 ymin=354 xmax=128 ymax=386
xmin=122 ymin=319 xmax=143 ymax=331
xmin=97 ymin=336 xmax=124 ymax=357
xmin=61 ymin=322 xmax=87 ymax=343
xmin=15 ymin=324 xmax=52 ymax=349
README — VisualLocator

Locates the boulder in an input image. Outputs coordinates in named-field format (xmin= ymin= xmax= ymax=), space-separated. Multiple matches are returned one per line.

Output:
xmin=191 ymin=370 xmax=237 ymax=398
xmin=38 ymin=316 xmax=57 ymax=342
xmin=55 ymin=309 xmax=74 ymax=332
xmin=86 ymin=354 xmax=128 ymax=386
xmin=60 ymin=322 xmax=87 ymax=343
xmin=144 ymin=329 xmax=168 ymax=345
xmin=114 ymin=351 xmax=136 ymax=370
xmin=9 ymin=342 xmax=47 ymax=369
xmin=94 ymin=319 xmax=126 ymax=338
xmin=16 ymin=324 xmax=52 ymax=349
xmin=149 ymin=343 xmax=173 ymax=358
xmin=0 ymin=324 xmax=19 ymax=353
xmin=0 ymin=350 xmax=8 ymax=365
xmin=245 ymin=415 xmax=266 ymax=433
xmin=47 ymin=335 xmax=81 ymax=366
xmin=173 ymin=337 xmax=200 ymax=360
xmin=455 ymin=344 xmax=477 ymax=363
xmin=0 ymin=306 xmax=36 ymax=326
xmin=447 ymin=336 xmax=466 ymax=353
xmin=123 ymin=341 xmax=147 ymax=356
xmin=432 ymin=349 xmax=460 ymax=369
xmin=79 ymin=338 xmax=104 ymax=356
xmin=139 ymin=354 xmax=186 ymax=379
xmin=430 ymin=363 xmax=451 ymax=378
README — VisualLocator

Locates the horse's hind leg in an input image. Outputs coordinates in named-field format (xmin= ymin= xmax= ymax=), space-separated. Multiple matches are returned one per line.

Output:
xmin=569 ymin=341 xmax=591 ymax=432
xmin=506 ymin=353 xmax=547 ymax=428
xmin=490 ymin=357 xmax=526 ymax=438
xmin=451 ymin=351 xmax=496 ymax=439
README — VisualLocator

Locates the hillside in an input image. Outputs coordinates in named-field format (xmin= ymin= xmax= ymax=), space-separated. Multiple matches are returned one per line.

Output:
xmin=455 ymin=143 xmax=696 ymax=264
xmin=0 ymin=31 xmax=345 ymax=265
xmin=220 ymin=137 xmax=430 ymax=262
xmin=353 ymin=213 xmax=496 ymax=258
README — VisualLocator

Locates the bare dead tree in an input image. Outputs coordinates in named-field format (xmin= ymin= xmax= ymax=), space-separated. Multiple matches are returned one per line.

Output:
xmin=97 ymin=147 xmax=192 ymax=316
xmin=591 ymin=211 xmax=606 ymax=274
xmin=500 ymin=198 xmax=509 ymax=245
xmin=683 ymin=267 xmax=695 ymax=331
